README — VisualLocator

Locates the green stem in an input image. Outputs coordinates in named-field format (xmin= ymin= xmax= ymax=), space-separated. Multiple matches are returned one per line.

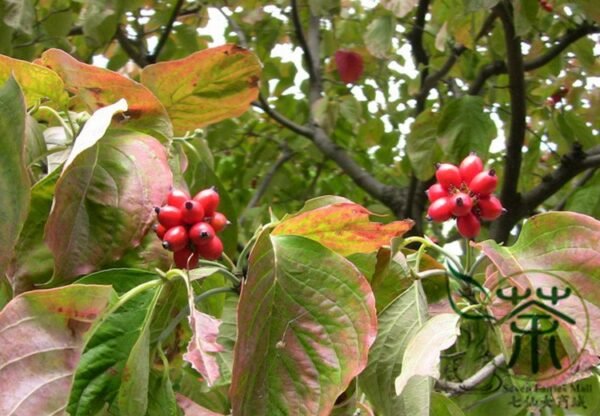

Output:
xmin=38 ymin=106 xmax=73 ymax=140
xmin=417 ymin=269 xmax=448 ymax=279
xmin=221 ymin=252 xmax=236 ymax=271
xmin=110 ymin=279 xmax=163 ymax=314
xmin=401 ymin=236 xmax=463 ymax=272
xmin=468 ymin=254 xmax=487 ymax=276
xmin=236 ymin=231 xmax=260 ymax=272
xmin=464 ymin=238 xmax=472 ymax=273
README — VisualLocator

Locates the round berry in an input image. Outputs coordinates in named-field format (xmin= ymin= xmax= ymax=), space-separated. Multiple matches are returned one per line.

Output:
xmin=155 ymin=205 xmax=183 ymax=228
xmin=478 ymin=195 xmax=505 ymax=221
xmin=427 ymin=197 xmax=454 ymax=222
xmin=426 ymin=183 xmax=448 ymax=202
xmin=189 ymin=222 xmax=215 ymax=246
xmin=174 ymin=247 xmax=200 ymax=269
xmin=167 ymin=188 xmax=190 ymax=209
xmin=193 ymin=188 xmax=220 ymax=216
xmin=210 ymin=212 xmax=229 ymax=233
xmin=153 ymin=223 xmax=166 ymax=240
xmin=435 ymin=163 xmax=462 ymax=190
xmin=469 ymin=170 xmax=498 ymax=196
xmin=451 ymin=193 xmax=473 ymax=217
xmin=181 ymin=200 xmax=205 ymax=224
xmin=162 ymin=226 xmax=189 ymax=252
xmin=197 ymin=236 xmax=224 ymax=260
xmin=459 ymin=154 xmax=484 ymax=184
xmin=457 ymin=212 xmax=481 ymax=239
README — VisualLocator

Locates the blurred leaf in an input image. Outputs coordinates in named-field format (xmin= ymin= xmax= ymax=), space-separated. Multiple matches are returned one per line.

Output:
xmin=555 ymin=111 xmax=595 ymax=149
xmin=406 ymin=109 xmax=442 ymax=180
xmin=360 ymin=281 xmax=431 ymax=416
xmin=38 ymin=48 xmax=173 ymax=139
xmin=2 ymin=0 xmax=35 ymax=35
xmin=463 ymin=0 xmax=500 ymax=12
xmin=146 ymin=369 xmax=181 ymax=416
xmin=175 ymin=394 xmax=224 ymax=416
xmin=0 ymin=76 xmax=30 ymax=278
xmin=141 ymin=44 xmax=261 ymax=135
xmin=230 ymin=233 xmax=377 ymax=415
xmin=430 ymin=393 xmax=466 ymax=416
xmin=45 ymin=131 xmax=172 ymax=284
xmin=394 ymin=313 xmax=460 ymax=395
xmin=0 ymin=54 xmax=68 ymax=107
xmin=364 ymin=14 xmax=394 ymax=59
xmin=0 ymin=285 xmax=116 ymax=416
xmin=380 ymin=0 xmax=419 ymax=18
xmin=272 ymin=201 xmax=413 ymax=256
xmin=436 ymin=96 xmax=496 ymax=163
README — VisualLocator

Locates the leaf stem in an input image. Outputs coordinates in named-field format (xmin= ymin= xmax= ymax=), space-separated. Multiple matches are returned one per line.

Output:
xmin=220 ymin=252 xmax=236 ymax=272
xmin=38 ymin=106 xmax=73 ymax=140
xmin=110 ymin=278 xmax=163 ymax=315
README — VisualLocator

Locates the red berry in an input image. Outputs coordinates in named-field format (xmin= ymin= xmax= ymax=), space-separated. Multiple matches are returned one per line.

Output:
xmin=451 ymin=193 xmax=473 ymax=217
xmin=162 ymin=226 xmax=189 ymax=252
xmin=156 ymin=205 xmax=183 ymax=228
xmin=427 ymin=197 xmax=454 ymax=222
xmin=435 ymin=163 xmax=462 ymax=190
xmin=197 ymin=236 xmax=224 ymax=260
xmin=469 ymin=170 xmax=498 ymax=196
xmin=181 ymin=200 xmax=205 ymax=224
xmin=459 ymin=154 xmax=484 ymax=184
xmin=189 ymin=222 xmax=215 ymax=246
xmin=153 ymin=223 xmax=166 ymax=239
xmin=193 ymin=188 xmax=220 ymax=216
xmin=478 ymin=195 xmax=504 ymax=221
xmin=174 ymin=246 xmax=200 ymax=269
xmin=210 ymin=212 xmax=229 ymax=233
xmin=426 ymin=183 xmax=448 ymax=202
xmin=167 ymin=188 xmax=190 ymax=209
xmin=457 ymin=212 xmax=481 ymax=239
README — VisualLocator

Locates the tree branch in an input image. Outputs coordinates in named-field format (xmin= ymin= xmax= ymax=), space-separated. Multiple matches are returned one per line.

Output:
xmin=437 ymin=354 xmax=506 ymax=395
xmin=252 ymin=95 xmax=313 ymax=137
xmin=149 ymin=0 xmax=185 ymax=63
xmin=490 ymin=2 xmax=527 ymax=243
xmin=239 ymin=144 xmax=295 ymax=225
xmin=291 ymin=0 xmax=316 ymax=80
xmin=470 ymin=22 xmax=600 ymax=95
xmin=115 ymin=26 xmax=149 ymax=67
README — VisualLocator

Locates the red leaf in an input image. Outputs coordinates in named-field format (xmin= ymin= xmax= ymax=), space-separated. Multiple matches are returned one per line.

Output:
xmin=175 ymin=394 xmax=225 ymax=416
xmin=183 ymin=308 xmax=225 ymax=387
xmin=335 ymin=50 xmax=364 ymax=84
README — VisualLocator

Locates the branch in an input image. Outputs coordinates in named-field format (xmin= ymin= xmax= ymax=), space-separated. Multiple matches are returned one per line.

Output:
xmin=149 ymin=0 xmax=185 ymax=63
xmin=437 ymin=354 xmax=505 ymax=395
xmin=291 ymin=0 xmax=316 ymax=80
xmin=490 ymin=2 xmax=527 ymax=243
xmin=522 ymin=144 xmax=596 ymax=212
xmin=115 ymin=26 xmax=149 ymax=67
xmin=470 ymin=22 xmax=600 ymax=94
xmin=239 ymin=145 xmax=295 ymax=225
xmin=218 ymin=7 xmax=248 ymax=47
xmin=252 ymin=95 xmax=313 ymax=137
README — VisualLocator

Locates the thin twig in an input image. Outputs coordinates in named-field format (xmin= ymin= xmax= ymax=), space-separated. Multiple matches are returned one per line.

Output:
xmin=150 ymin=0 xmax=185 ymax=63
xmin=436 ymin=354 xmax=506 ymax=395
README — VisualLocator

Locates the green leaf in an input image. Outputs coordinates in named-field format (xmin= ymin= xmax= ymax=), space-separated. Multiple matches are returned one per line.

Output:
xmin=0 ymin=76 xmax=30 ymax=278
xmin=394 ymin=313 xmax=461 ymax=395
xmin=44 ymin=130 xmax=172 ymax=284
xmin=463 ymin=0 xmax=500 ymax=12
xmin=141 ymin=44 xmax=261 ymax=135
xmin=175 ymin=394 xmax=225 ymax=415
xmin=272 ymin=201 xmax=413 ymax=256
xmin=38 ymin=48 xmax=173 ymax=139
xmin=430 ymin=393 xmax=466 ymax=416
xmin=476 ymin=212 xmax=600 ymax=384
xmin=555 ymin=111 xmax=596 ymax=149
xmin=436 ymin=96 xmax=496 ymax=163
xmin=0 ymin=54 xmax=68 ymax=108
xmin=146 ymin=369 xmax=181 ymax=416
xmin=406 ymin=109 xmax=442 ymax=181
xmin=75 ymin=268 xmax=160 ymax=295
xmin=364 ymin=14 xmax=394 ymax=59
xmin=359 ymin=281 xmax=430 ymax=416
xmin=67 ymin=282 xmax=163 ymax=416
xmin=0 ymin=285 xmax=116 ymax=416
xmin=230 ymin=233 xmax=377 ymax=415
xmin=566 ymin=172 xmax=600 ymax=217
xmin=8 ymin=169 xmax=58 ymax=293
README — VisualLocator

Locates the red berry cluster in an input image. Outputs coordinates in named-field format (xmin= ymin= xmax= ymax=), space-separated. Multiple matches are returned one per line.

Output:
xmin=426 ymin=154 xmax=505 ymax=239
xmin=154 ymin=187 xmax=229 ymax=269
